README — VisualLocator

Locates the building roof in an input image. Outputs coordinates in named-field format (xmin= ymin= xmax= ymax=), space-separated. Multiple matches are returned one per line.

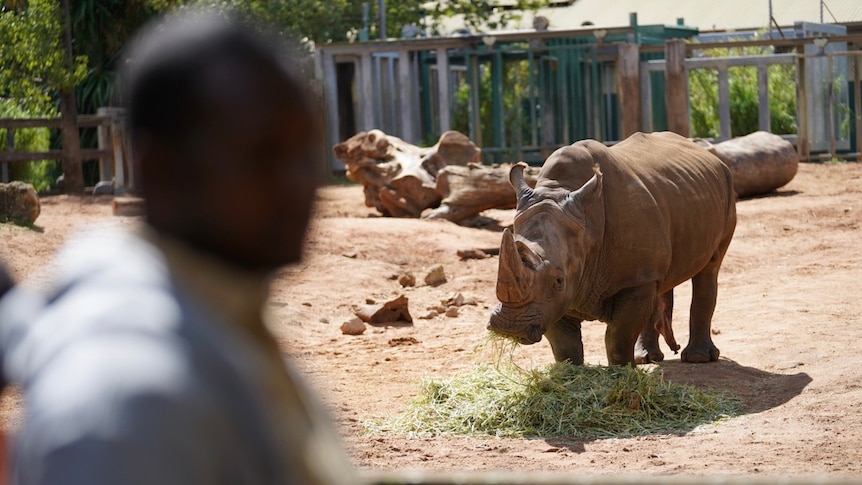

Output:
xmin=445 ymin=0 xmax=862 ymax=33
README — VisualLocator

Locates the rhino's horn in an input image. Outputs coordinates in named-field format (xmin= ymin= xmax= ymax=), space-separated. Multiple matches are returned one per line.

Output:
xmin=496 ymin=228 xmax=534 ymax=306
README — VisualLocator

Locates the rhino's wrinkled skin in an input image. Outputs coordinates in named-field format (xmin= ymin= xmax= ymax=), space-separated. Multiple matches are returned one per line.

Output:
xmin=488 ymin=132 xmax=737 ymax=365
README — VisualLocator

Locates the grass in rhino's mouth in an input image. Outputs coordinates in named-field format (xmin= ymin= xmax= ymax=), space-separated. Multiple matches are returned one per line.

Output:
xmin=366 ymin=333 xmax=740 ymax=439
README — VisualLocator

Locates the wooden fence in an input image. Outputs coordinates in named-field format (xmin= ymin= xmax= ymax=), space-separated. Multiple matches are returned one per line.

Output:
xmin=621 ymin=38 xmax=862 ymax=162
xmin=0 ymin=107 xmax=131 ymax=192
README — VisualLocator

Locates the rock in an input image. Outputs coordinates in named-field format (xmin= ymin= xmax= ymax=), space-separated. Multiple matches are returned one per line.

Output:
xmin=445 ymin=306 xmax=459 ymax=317
xmin=388 ymin=337 xmax=420 ymax=346
xmin=319 ymin=317 xmax=330 ymax=324
xmin=443 ymin=292 xmax=465 ymax=307
xmin=92 ymin=180 xmax=114 ymax=195
xmin=354 ymin=294 xmax=413 ymax=324
xmin=340 ymin=317 xmax=366 ymax=335
xmin=457 ymin=248 xmax=488 ymax=260
xmin=418 ymin=310 xmax=438 ymax=320
xmin=398 ymin=271 xmax=416 ymax=287
xmin=424 ymin=264 xmax=447 ymax=286
xmin=434 ymin=305 xmax=447 ymax=314
xmin=0 ymin=181 xmax=40 ymax=225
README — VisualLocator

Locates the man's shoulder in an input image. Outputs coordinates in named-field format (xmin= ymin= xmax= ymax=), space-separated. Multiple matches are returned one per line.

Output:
xmin=1 ymin=228 xmax=230 ymax=389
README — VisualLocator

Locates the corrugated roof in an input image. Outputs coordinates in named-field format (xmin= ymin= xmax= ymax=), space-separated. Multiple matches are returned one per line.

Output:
xmin=439 ymin=0 xmax=862 ymax=33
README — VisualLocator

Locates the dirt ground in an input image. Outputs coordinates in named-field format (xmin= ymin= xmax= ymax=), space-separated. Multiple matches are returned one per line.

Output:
xmin=2 ymin=161 xmax=862 ymax=480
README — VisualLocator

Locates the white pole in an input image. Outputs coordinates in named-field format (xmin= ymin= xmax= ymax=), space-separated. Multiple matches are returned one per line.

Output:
xmin=768 ymin=0 xmax=773 ymax=39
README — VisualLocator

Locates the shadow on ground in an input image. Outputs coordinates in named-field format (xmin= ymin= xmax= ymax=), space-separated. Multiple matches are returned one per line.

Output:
xmin=543 ymin=357 xmax=810 ymax=453
xmin=658 ymin=357 xmax=812 ymax=414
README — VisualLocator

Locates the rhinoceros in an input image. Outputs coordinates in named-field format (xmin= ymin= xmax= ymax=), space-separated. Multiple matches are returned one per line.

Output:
xmin=488 ymin=131 xmax=736 ymax=365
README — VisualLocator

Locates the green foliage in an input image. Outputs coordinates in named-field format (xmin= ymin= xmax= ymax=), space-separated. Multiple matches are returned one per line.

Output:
xmin=0 ymin=0 xmax=88 ymax=115
xmin=689 ymin=44 xmax=797 ymax=138
xmin=0 ymin=98 xmax=58 ymax=192
xmin=452 ymin=58 xmax=533 ymax=154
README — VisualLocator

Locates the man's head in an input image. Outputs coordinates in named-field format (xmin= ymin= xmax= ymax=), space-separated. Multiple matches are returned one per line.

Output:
xmin=124 ymin=12 xmax=319 ymax=271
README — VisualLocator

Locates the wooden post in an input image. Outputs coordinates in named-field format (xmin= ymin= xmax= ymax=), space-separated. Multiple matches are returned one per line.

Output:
xmin=320 ymin=51 xmax=342 ymax=170
xmin=718 ymin=67 xmax=731 ymax=140
xmin=757 ymin=65 xmax=771 ymax=133
xmin=436 ymin=48 xmax=451 ymax=133
xmin=855 ymin=53 xmax=862 ymax=161
xmin=96 ymin=107 xmax=113 ymax=182
xmin=664 ymin=39 xmax=690 ymax=137
xmin=398 ymin=49 xmax=414 ymax=143
xmin=617 ymin=43 xmax=641 ymax=137
xmin=2 ymin=128 xmax=11 ymax=183
xmin=59 ymin=0 xmax=84 ymax=194
xmin=109 ymin=111 xmax=126 ymax=194
xmin=360 ymin=52 xmax=375 ymax=131
xmin=640 ymin=63 xmax=653 ymax=132
xmin=796 ymin=55 xmax=809 ymax=160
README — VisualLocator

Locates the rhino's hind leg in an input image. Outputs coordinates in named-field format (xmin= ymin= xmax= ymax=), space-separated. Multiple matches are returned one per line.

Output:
xmin=635 ymin=290 xmax=674 ymax=364
xmin=545 ymin=315 xmax=584 ymax=365
xmin=681 ymin=266 xmax=721 ymax=363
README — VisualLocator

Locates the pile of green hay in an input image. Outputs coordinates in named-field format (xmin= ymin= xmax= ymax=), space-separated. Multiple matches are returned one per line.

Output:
xmin=373 ymin=341 xmax=739 ymax=439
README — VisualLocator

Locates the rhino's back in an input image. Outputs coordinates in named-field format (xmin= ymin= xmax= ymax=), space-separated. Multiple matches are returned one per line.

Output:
xmin=547 ymin=132 xmax=736 ymax=294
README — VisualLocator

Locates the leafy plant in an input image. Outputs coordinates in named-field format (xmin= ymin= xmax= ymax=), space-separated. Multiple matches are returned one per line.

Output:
xmin=0 ymin=98 xmax=57 ymax=192
xmin=689 ymin=43 xmax=797 ymax=138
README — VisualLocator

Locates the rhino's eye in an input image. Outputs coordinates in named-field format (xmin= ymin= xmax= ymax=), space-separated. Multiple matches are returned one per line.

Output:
xmin=553 ymin=277 xmax=564 ymax=292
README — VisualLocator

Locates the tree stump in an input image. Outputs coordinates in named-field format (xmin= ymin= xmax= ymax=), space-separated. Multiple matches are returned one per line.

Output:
xmin=425 ymin=163 xmax=540 ymax=223
xmin=0 ymin=181 xmax=40 ymax=225
xmin=333 ymin=130 xmax=481 ymax=217
xmin=695 ymin=131 xmax=798 ymax=198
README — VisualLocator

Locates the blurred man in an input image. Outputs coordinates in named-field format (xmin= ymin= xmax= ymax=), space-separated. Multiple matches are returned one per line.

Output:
xmin=0 ymin=11 xmax=356 ymax=485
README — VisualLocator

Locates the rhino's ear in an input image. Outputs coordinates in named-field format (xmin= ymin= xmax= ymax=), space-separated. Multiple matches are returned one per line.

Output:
xmin=562 ymin=164 xmax=602 ymax=222
xmin=509 ymin=162 xmax=533 ymax=209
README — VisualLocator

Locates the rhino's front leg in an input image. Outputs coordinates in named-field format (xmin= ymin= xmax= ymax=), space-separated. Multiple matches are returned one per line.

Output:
xmin=544 ymin=315 xmax=584 ymax=365
xmin=606 ymin=285 xmax=655 ymax=365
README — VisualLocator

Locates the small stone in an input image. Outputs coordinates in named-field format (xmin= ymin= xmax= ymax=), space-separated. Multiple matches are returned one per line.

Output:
xmin=342 ymin=252 xmax=358 ymax=259
xmin=365 ymin=297 xmax=376 ymax=304
xmin=319 ymin=317 xmax=330 ymax=324
xmin=424 ymin=264 xmax=447 ymax=286
xmin=398 ymin=272 xmax=416 ymax=287
xmin=435 ymin=305 xmax=447 ymax=314
xmin=302 ymin=302 xmax=313 ymax=307
xmin=340 ymin=317 xmax=366 ymax=335
xmin=92 ymin=180 xmax=114 ymax=195
xmin=418 ymin=310 xmax=438 ymax=320
xmin=443 ymin=292 xmax=465 ymax=307
xmin=445 ymin=306 xmax=459 ymax=317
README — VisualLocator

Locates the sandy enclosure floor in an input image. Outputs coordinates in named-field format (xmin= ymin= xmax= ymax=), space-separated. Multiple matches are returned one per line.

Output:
xmin=2 ymin=162 xmax=862 ymax=480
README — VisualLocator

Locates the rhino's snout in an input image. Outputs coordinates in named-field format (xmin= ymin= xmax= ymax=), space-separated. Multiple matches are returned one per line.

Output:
xmin=488 ymin=304 xmax=545 ymax=345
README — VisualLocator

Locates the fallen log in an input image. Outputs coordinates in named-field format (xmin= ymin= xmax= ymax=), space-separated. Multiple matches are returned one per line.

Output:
xmin=334 ymin=130 xmax=481 ymax=217
xmin=694 ymin=131 xmax=798 ymax=198
xmin=424 ymin=163 xmax=540 ymax=223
